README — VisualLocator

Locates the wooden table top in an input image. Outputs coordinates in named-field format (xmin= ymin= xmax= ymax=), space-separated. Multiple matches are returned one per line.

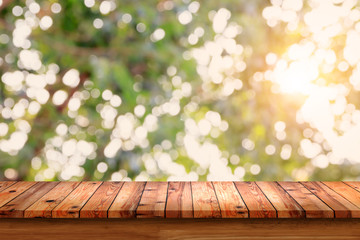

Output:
xmin=0 ymin=181 xmax=360 ymax=218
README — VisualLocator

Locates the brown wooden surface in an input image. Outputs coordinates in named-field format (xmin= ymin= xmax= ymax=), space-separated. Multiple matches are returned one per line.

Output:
xmin=323 ymin=182 xmax=360 ymax=209
xmin=80 ymin=182 xmax=124 ymax=218
xmin=108 ymin=181 xmax=146 ymax=218
xmin=24 ymin=182 xmax=80 ymax=218
xmin=302 ymin=181 xmax=360 ymax=218
xmin=0 ymin=182 xmax=36 ymax=208
xmin=192 ymin=182 xmax=221 ymax=218
xmin=278 ymin=181 xmax=333 ymax=218
xmin=212 ymin=181 xmax=248 ymax=218
xmin=136 ymin=182 xmax=168 ymax=218
xmin=257 ymin=181 xmax=304 ymax=218
xmin=52 ymin=182 xmax=102 ymax=218
xmin=0 ymin=181 xmax=16 ymax=192
xmin=2 ymin=219 xmax=360 ymax=240
xmin=235 ymin=181 xmax=276 ymax=218
xmin=166 ymin=182 xmax=193 ymax=218
xmin=0 ymin=182 xmax=58 ymax=218
xmin=1 ymin=181 xmax=360 ymax=219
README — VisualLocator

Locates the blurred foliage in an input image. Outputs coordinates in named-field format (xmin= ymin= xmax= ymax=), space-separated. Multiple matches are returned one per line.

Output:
xmin=1 ymin=0 xmax=360 ymax=181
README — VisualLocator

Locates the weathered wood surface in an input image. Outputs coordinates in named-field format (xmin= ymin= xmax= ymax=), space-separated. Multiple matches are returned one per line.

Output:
xmin=1 ymin=181 xmax=360 ymax=218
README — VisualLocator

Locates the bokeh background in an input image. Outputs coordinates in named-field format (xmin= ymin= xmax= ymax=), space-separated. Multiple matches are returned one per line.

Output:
xmin=1 ymin=0 xmax=360 ymax=181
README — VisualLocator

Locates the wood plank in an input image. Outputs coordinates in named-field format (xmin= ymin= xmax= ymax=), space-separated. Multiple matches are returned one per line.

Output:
xmin=52 ymin=182 xmax=102 ymax=218
xmin=278 ymin=182 xmax=333 ymax=218
xmin=2 ymin=218 xmax=360 ymax=240
xmin=0 ymin=182 xmax=37 ymax=208
xmin=0 ymin=181 xmax=16 ymax=192
xmin=344 ymin=182 xmax=360 ymax=192
xmin=108 ymin=182 xmax=145 ymax=218
xmin=80 ymin=182 xmax=123 ymax=218
xmin=136 ymin=182 xmax=168 ymax=218
xmin=234 ymin=181 xmax=276 ymax=218
xmin=212 ymin=182 xmax=248 ymax=218
xmin=166 ymin=182 xmax=193 ymax=218
xmin=323 ymin=182 xmax=360 ymax=209
xmin=256 ymin=181 xmax=304 ymax=218
xmin=191 ymin=182 xmax=221 ymax=218
xmin=0 ymin=182 xmax=58 ymax=218
xmin=302 ymin=182 xmax=360 ymax=218
xmin=24 ymin=182 xmax=80 ymax=218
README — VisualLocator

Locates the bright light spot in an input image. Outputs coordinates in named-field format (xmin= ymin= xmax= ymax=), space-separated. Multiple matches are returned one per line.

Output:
xmin=68 ymin=98 xmax=81 ymax=111
xmin=189 ymin=1 xmax=200 ymax=13
xmin=213 ymin=8 xmax=231 ymax=33
xmin=274 ymin=121 xmax=286 ymax=132
xmin=31 ymin=157 xmax=42 ymax=170
xmin=29 ymin=2 xmax=40 ymax=14
xmin=134 ymin=105 xmax=146 ymax=117
xmin=19 ymin=50 xmax=42 ymax=71
xmin=56 ymin=123 xmax=68 ymax=136
xmin=51 ymin=3 xmax=62 ymax=13
xmin=250 ymin=164 xmax=261 ymax=175
xmin=0 ymin=123 xmax=9 ymax=136
xmin=28 ymin=101 xmax=41 ymax=115
xmin=40 ymin=16 xmax=53 ymax=30
xmin=93 ymin=18 xmax=104 ymax=29
xmin=242 ymin=138 xmax=255 ymax=151
xmin=104 ymin=139 xmax=122 ymax=158
xmin=12 ymin=6 xmax=23 ymax=16
xmin=265 ymin=144 xmax=276 ymax=155
xmin=194 ymin=27 xmax=204 ymax=37
xmin=266 ymin=53 xmax=277 ymax=65
xmin=280 ymin=144 xmax=292 ymax=160
xmin=100 ymin=1 xmax=111 ymax=15
xmin=178 ymin=10 xmax=192 ymax=25
xmin=84 ymin=0 xmax=95 ymax=8
xmin=4 ymin=168 xmax=18 ymax=180
xmin=311 ymin=154 xmax=329 ymax=169
xmin=63 ymin=69 xmax=80 ymax=87
xmin=110 ymin=95 xmax=122 ymax=107
xmin=97 ymin=162 xmax=108 ymax=173
xmin=300 ymin=139 xmax=322 ymax=158
xmin=62 ymin=139 xmax=77 ymax=156
xmin=136 ymin=23 xmax=146 ymax=32
xmin=198 ymin=119 xmax=211 ymax=136
xmin=230 ymin=155 xmax=240 ymax=165
xmin=52 ymin=90 xmax=68 ymax=105
xmin=122 ymin=13 xmax=132 ymax=23
xmin=234 ymin=166 xmax=245 ymax=178
xmin=150 ymin=28 xmax=165 ymax=42
xmin=102 ymin=89 xmax=113 ymax=100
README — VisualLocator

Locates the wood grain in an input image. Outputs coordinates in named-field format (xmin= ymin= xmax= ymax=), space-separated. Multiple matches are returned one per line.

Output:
xmin=24 ymin=182 xmax=80 ymax=218
xmin=323 ymin=182 xmax=360 ymax=209
xmin=0 ymin=182 xmax=58 ymax=218
xmin=80 ymin=182 xmax=123 ymax=218
xmin=191 ymin=182 xmax=221 ymax=218
xmin=166 ymin=182 xmax=193 ymax=218
xmin=235 ymin=181 xmax=276 ymax=218
xmin=345 ymin=182 xmax=360 ymax=192
xmin=302 ymin=181 xmax=360 ymax=218
xmin=108 ymin=181 xmax=146 ymax=218
xmin=136 ymin=182 xmax=168 ymax=218
xmin=3 ymin=218 xmax=360 ymax=240
xmin=278 ymin=181 xmax=333 ymax=218
xmin=0 ymin=181 xmax=16 ymax=192
xmin=52 ymin=182 xmax=102 ymax=218
xmin=256 ymin=181 xmax=304 ymax=218
xmin=212 ymin=181 xmax=248 ymax=218
xmin=0 ymin=182 xmax=37 ymax=208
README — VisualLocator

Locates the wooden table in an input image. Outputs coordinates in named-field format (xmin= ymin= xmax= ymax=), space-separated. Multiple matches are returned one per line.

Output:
xmin=1 ymin=181 xmax=360 ymax=239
